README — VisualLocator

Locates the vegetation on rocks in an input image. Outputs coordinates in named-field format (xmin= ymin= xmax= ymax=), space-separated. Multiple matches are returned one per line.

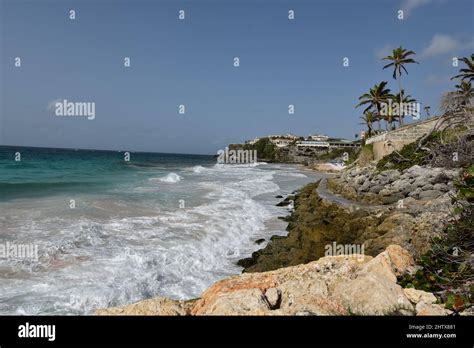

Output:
xmin=376 ymin=126 xmax=473 ymax=172
xmin=315 ymin=147 xmax=359 ymax=164
xmin=399 ymin=166 xmax=473 ymax=312
xmin=239 ymin=137 xmax=360 ymax=164
xmin=242 ymin=138 xmax=279 ymax=161
xmin=376 ymin=132 xmax=437 ymax=171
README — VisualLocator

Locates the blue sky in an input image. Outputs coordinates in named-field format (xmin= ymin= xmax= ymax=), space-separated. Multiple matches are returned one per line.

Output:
xmin=1 ymin=0 xmax=473 ymax=154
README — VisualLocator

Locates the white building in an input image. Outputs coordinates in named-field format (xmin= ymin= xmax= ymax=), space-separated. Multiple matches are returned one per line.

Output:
xmin=296 ymin=140 xmax=330 ymax=148
xmin=272 ymin=139 xmax=293 ymax=148
xmin=308 ymin=134 xmax=329 ymax=141
xmin=245 ymin=137 xmax=261 ymax=145
xmin=268 ymin=134 xmax=298 ymax=147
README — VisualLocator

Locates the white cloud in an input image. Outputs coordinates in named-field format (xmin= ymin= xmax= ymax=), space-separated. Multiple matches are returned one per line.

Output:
xmin=400 ymin=0 xmax=433 ymax=17
xmin=421 ymin=34 xmax=465 ymax=58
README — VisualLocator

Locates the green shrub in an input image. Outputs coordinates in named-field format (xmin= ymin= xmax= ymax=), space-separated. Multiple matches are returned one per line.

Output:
xmin=398 ymin=166 xmax=474 ymax=312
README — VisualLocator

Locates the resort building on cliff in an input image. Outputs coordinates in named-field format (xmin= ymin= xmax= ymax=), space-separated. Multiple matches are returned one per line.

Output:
xmin=245 ymin=137 xmax=261 ymax=145
xmin=268 ymin=134 xmax=299 ymax=148
xmin=296 ymin=137 xmax=361 ymax=149
xmin=307 ymin=134 xmax=329 ymax=141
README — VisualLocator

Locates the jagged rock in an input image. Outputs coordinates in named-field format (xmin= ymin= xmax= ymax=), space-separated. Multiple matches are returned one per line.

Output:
xmin=355 ymin=175 xmax=366 ymax=185
xmin=405 ymin=165 xmax=434 ymax=178
xmin=95 ymin=246 xmax=429 ymax=316
xmin=416 ymin=302 xmax=453 ymax=316
xmin=419 ymin=190 xmax=443 ymax=200
xmin=95 ymin=296 xmax=189 ymax=316
xmin=403 ymin=288 xmax=437 ymax=305
xmin=381 ymin=192 xmax=404 ymax=204
xmin=192 ymin=288 xmax=271 ymax=315
xmin=399 ymin=183 xmax=414 ymax=196
xmin=332 ymin=273 xmax=414 ymax=315
xmin=413 ymin=177 xmax=427 ymax=188
xmin=264 ymin=287 xmax=281 ymax=308
xmin=381 ymin=169 xmax=400 ymax=181
xmin=369 ymin=185 xmax=384 ymax=194
xmin=191 ymin=255 xmax=360 ymax=316
xmin=358 ymin=179 xmax=371 ymax=192
xmin=390 ymin=179 xmax=405 ymax=192
xmin=408 ymin=188 xmax=422 ymax=199
xmin=431 ymin=173 xmax=450 ymax=184
xmin=460 ymin=307 xmax=474 ymax=316
xmin=362 ymin=244 xmax=415 ymax=280
xmin=421 ymin=184 xmax=434 ymax=191
xmin=433 ymin=183 xmax=448 ymax=192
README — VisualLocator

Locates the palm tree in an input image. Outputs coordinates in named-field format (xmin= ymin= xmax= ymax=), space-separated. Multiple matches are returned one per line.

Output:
xmin=455 ymin=81 xmax=474 ymax=105
xmin=382 ymin=47 xmax=419 ymax=126
xmin=451 ymin=54 xmax=474 ymax=82
xmin=381 ymin=95 xmax=398 ymax=130
xmin=359 ymin=111 xmax=376 ymax=137
xmin=392 ymin=91 xmax=417 ymax=124
xmin=356 ymin=81 xmax=391 ymax=130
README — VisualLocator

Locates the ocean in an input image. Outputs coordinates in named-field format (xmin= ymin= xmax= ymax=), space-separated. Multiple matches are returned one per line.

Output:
xmin=0 ymin=146 xmax=322 ymax=314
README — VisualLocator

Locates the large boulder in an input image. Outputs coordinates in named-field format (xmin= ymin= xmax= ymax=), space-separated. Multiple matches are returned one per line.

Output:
xmin=332 ymin=273 xmax=413 ymax=315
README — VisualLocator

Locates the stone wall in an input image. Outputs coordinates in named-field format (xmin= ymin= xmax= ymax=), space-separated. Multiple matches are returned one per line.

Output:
xmin=366 ymin=117 xmax=440 ymax=160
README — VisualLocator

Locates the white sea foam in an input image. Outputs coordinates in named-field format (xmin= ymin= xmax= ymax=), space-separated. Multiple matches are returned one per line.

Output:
xmin=155 ymin=173 xmax=182 ymax=183
xmin=189 ymin=165 xmax=206 ymax=173
xmin=283 ymin=172 xmax=307 ymax=178
xmin=0 ymin=163 xmax=320 ymax=314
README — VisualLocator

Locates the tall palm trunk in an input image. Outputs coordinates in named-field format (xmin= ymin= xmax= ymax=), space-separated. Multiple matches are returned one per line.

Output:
xmin=375 ymin=104 xmax=382 ymax=131
xmin=397 ymin=69 xmax=404 ymax=127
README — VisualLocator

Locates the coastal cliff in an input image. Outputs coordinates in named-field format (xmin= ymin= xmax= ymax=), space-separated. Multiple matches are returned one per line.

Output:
xmin=229 ymin=138 xmax=359 ymax=165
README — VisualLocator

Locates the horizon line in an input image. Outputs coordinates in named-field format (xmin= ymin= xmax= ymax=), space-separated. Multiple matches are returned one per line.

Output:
xmin=0 ymin=144 xmax=216 ymax=157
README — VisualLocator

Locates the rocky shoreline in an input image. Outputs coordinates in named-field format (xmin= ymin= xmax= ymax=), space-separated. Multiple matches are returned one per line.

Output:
xmin=96 ymin=244 xmax=454 ymax=316
xmin=95 ymin=160 xmax=469 ymax=316
xmin=237 ymin=163 xmax=456 ymax=272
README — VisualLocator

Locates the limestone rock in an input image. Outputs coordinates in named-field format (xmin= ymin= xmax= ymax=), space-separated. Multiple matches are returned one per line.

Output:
xmin=94 ymin=246 xmax=443 ymax=317
xmin=379 ymin=244 xmax=416 ymax=277
xmin=416 ymin=302 xmax=453 ymax=316
xmin=332 ymin=273 xmax=414 ymax=315
xmin=419 ymin=190 xmax=443 ymax=200
xmin=192 ymin=288 xmax=271 ymax=315
xmin=264 ymin=287 xmax=281 ymax=308
xmin=190 ymin=272 xmax=277 ymax=315
xmin=95 ymin=296 xmax=188 ymax=316
xmin=403 ymin=288 xmax=437 ymax=305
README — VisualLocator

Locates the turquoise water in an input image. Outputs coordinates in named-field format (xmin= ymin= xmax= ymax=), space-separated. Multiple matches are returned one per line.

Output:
xmin=0 ymin=146 xmax=215 ymax=201
xmin=0 ymin=146 xmax=322 ymax=314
